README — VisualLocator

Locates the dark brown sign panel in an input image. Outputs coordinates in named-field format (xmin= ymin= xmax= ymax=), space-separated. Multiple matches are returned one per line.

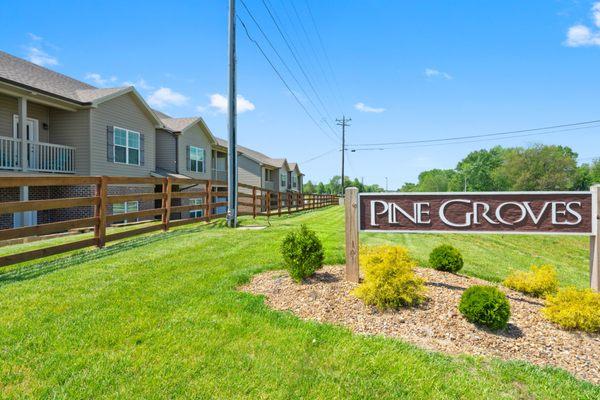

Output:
xmin=359 ymin=192 xmax=593 ymax=234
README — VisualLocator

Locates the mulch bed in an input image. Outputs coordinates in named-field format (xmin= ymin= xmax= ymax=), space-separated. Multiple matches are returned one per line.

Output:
xmin=240 ymin=265 xmax=600 ymax=385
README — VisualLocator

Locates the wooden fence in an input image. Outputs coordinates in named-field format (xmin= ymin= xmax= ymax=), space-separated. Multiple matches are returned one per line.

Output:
xmin=0 ymin=176 xmax=337 ymax=268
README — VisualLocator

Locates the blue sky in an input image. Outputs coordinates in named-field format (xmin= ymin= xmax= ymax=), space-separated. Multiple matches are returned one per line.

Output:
xmin=1 ymin=0 xmax=600 ymax=189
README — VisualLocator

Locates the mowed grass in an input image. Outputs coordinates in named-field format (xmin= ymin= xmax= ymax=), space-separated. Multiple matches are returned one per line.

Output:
xmin=0 ymin=206 xmax=597 ymax=399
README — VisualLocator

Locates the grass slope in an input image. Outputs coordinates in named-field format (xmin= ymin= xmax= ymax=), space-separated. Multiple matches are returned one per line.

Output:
xmin=0 ymin=206 xmax=597 ymax=399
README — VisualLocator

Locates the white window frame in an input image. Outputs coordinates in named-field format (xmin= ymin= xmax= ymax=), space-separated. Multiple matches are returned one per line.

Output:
xmin=292 ymin=175 xmax=298 ymax=188
xmin=113 ymin=126 xmax=140 ymax=166
xmin=280 ymin=172 xmax=287 ymax=187
xmin=189 ymin=146 xmax=205 ymax=173
xmin=112 ymin=201 xmax=139 ymax=223
xmin=190 ymin=198 xmax=204 ymax=219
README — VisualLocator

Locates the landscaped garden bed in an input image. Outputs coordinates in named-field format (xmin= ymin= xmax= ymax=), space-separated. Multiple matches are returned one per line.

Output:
xmin=241 ymin=264 xmax=600 ymax=384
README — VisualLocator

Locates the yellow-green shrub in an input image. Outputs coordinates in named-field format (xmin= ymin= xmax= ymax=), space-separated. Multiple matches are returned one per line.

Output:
xmin=502 ymin=265 xmax=558 ymax=298
xmin=542 ymin=288 xmax=600 ymax=333
xmin=352 ymin=245 xmax=426 ymax=310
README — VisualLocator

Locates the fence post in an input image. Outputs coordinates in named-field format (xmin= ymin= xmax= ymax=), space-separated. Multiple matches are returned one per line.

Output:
xmin=287 ymin=192 xmax=292 ymax=214
xmin=95 ymin=176 xmax=107 ymax=248
xmin=266 ymin=191 xmax=271 ymax=217
xmin=206 ymin=180 xmax=212 ymax=222
xmin=162 ymin=177 xmax=172 ymax=231
xmin=278 ymin=192 xmax=282 ymax=216
xmin=252 ymin=186 xmax=257 ymax=218
xmin=345 ymin=187 xmax=360 ymax=283
xmin=591 ymin=185 xmax=600 ymax=291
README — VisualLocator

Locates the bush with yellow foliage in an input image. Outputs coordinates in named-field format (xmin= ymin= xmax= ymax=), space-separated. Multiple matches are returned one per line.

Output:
xmin=542 ymin=288 xmax=600 ymax=333
xmin=352 ymin=245 xmax=426 ymax=310
xmin=503 ymin=265 xmax=558 ymax=298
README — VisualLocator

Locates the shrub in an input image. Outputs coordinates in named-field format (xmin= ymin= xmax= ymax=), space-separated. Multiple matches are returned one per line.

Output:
xmin=459 ymin=285 xmax=511 ymax=330
xmin=352 ymin=245 xmax=426 ymax=310
xmin=280 ymin=224 xmax=324 ymax=282
xmin=503 ymin=265 xmax=558 ymax=298
xmin=542 ymin=288 xmax=600 ymax=333
xmin=429 ymin=244 xmax=464 ymax=273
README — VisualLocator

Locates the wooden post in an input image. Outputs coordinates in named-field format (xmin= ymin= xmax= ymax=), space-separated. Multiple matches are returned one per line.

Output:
xmin=277 ymin=192 xmax=282 ymax=216
xmin=206 ymin=180 xmax=213 ymax=222
xmin=287 ymin=192 xmax=292 ymax=214
xmin=162 ymin=177 xmax=172 ymax=231
xmin=345 ymin=187 xmax=360 ymax=283
xmin=266 ymin=191 xmax=271 ymax=217
xmin=252 ymin=186 xmax=257 ymax=218
xmin=95 ymin=176 xmax=107 ymax=248
xmin=590 ymin=185 xmax=600 ymax=291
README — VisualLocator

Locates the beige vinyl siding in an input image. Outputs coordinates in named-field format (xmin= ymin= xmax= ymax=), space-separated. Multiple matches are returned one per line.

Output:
xmin=156 ymin=129 xmax=177 ymax=173
xmin=178 ymin=124 xmax=212 ymax=179
xmin=238 ymin=154 xmax=261 ymax=187
xmin=0 ymin=93 xmax=50 ymax=142
xmin=90 ymin=93 xmax=156 ymax=177
xmin=49 ymin=108 xmax=91 ymax=175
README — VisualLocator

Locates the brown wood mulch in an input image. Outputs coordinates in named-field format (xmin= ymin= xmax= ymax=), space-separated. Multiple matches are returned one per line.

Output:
xmin=240 ymin=265 xmax=600 ymax=385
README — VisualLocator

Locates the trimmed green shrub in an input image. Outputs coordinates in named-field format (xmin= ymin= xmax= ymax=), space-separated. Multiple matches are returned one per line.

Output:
xmin=542 ymin=288 xmax=600 ymax=333
xmin=429 ymin=244 xmax=464 ymax=273
xmin=352 ymin=245 xmax=426 ymax=310
xmin=503 ymin=265 xmax=558 ymax=298
xmin=459 ymin=285 xmax=510 ymax=330
xmin=281 ymin=224 xmax=324 ymax=282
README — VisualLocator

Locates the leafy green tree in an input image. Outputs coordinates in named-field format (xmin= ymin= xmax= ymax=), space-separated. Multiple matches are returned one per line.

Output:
xmin=454 ymin=147 xmax=506 ymax=191
xmin=303 ymin=180 xmax=316 ymax=194
xmin=495 ymin=144 xmax=578 ymax=190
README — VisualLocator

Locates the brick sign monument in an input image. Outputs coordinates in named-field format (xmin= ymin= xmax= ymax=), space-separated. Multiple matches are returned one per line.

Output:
xmin=344 ymin=187 xmax=600 ymax=291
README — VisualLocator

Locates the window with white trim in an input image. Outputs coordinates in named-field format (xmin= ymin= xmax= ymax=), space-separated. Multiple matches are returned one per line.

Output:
xmin=189 ymin=146 xmax=205 ymax=173
xmin=292 ymin=175 xmax=298 ymax=188
xmin=112 ymin=201 xmax=139 ymax=223
xmin=280 ymin=172 xmax=287 ymax=187
xmin=190 ymin=198 xmax=204 ymax=219
xmin=114 ymin=127 xmax=140 ymax=165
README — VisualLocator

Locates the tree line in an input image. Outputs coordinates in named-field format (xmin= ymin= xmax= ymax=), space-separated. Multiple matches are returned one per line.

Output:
xmin=304 ymin=176 xmax=384 ymax=194
xmin=400 ymin=144 xmax=600 ymax=192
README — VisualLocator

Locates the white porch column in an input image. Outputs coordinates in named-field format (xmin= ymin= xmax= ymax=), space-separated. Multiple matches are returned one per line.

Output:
xmin=17 ymin=97 xmax=32 ymax=227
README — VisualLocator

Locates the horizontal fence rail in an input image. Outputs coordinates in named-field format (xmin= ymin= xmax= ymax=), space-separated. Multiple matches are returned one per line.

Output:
xmin=0 ymin=175 xmax=338 ymax=268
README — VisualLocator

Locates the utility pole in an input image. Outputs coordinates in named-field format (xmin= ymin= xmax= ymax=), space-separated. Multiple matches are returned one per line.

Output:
xmin=385 ymin=177 xmax=388 ymax=191
xmin=227 ymin=0 xmax=238 ymax=228
xmin=336 ymin=116 xmax=351 ymax=195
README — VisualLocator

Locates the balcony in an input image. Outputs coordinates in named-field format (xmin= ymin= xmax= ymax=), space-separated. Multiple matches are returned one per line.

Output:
xmin=0 ymin=137 xmax=76 ymax=174
xmin=211 ymin=168 xmax=227 ymax=182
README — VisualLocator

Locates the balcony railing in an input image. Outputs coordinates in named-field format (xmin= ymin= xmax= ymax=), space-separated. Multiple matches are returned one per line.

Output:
xmin=0 ymin=137 xmax=76 ymax=174
xmin=211 ymin=169 xmax=227 ymax=182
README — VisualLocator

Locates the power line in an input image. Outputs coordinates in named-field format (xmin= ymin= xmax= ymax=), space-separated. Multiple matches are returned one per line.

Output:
xmin=260 ymin=0 xmax=339 ymax=137
xmin=348 ymin=123 xmax=600 ymax=151
xmin=348 ymin=119 xmax=600 ymax=148
xmin=238 ymin=0 xmax=338 ymax=142
xmin=237 ymin=15 xmax=339 ymax=144
xmin=301 ymin=148 xmax=339 ymax=164
xmin=304 ymin=0 xmax=346 ymax=111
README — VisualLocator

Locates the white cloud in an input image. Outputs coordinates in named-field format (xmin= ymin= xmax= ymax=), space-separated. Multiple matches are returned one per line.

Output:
xmin=26 ymin=47 xmax=58 ymax=67
xmin=354 ymin=102 xmax=385 ymax=113
xmin=565 ymin=2 xmax=600 ymax=47
xmin=122 ymin=78 xmax=153 ymax=90
xmin=198 ymin=93 xmax=256 ymax=114
xmin=28 ymin=33 xmax=42 ymax=41
xmin=85 ymin=73 xmax=118 ymax=87
xmin=424 ymin=68 xmax=452 ymax=80
xmin=147 ymin=87 xmax=189 ymax=108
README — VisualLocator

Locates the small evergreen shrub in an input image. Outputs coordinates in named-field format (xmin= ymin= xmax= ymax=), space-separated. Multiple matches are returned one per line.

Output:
xmin=352 ymin=245 xmax=426 ymax=310
xmin=503 ymin=265 xmax=558 ymax=298
xmin=280 ymin=224 xmax=324 ymax=282
xmin=542 ymin=288 xmax=600 ymax=333
xmin=429 ymin=244 xmax=464 ymax=273
xmin=459 ymin=285 xmax=511 ymax=330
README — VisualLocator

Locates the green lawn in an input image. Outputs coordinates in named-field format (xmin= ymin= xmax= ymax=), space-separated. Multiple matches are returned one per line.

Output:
xmin=0 ymin=206 xmax=597 ymax=399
